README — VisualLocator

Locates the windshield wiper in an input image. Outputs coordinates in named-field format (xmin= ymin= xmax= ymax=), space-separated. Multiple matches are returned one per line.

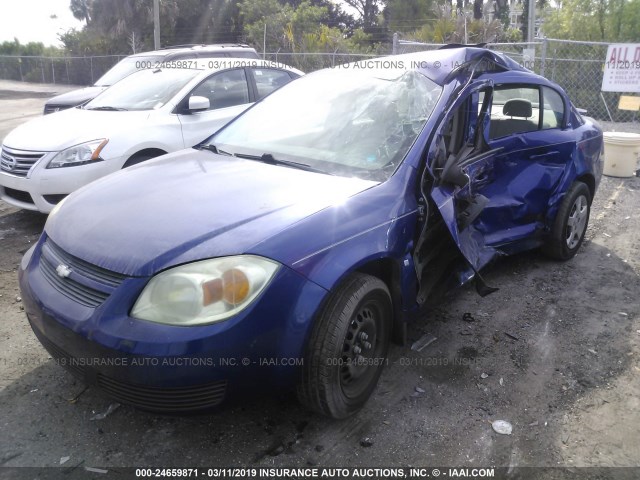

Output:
xmin=195 ymin=144 xmax=233 ymax=156
xmin=85 ymin=106 xmax=128 ymax=111
xmin=234 ymin=152 xmax=330 ymax=175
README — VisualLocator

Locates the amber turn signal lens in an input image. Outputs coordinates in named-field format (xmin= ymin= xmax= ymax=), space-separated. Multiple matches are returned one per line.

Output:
xmin=91 ymin=138 xmax=109 ymax=161
xmin=222 ymin=268 xmax=250 ymax=305
xmin=202 ymin=278 xmax=223 ymax=306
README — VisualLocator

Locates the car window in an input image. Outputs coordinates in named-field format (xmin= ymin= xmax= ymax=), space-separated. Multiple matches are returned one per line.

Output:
xmin=196 ymin=52 xmax=226 ymax=58
xmin=189 ymin=69 xmax=250 ymax=111
xmin=225 ymin=51 xmax=260 ymax=59
xmin=86 ymin=68 xmax=200 ymax=111
xmin=542 ymin=86 xmax=565 ymax=129
xmin=489 ymin=86 xmax=540 ymax=140
xmin=252 ymin=68 xmax=294 ymax=100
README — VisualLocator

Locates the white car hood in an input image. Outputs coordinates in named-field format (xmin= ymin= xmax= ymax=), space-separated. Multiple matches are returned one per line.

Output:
xmin=2 ymin=108 xmax=153 ymax=152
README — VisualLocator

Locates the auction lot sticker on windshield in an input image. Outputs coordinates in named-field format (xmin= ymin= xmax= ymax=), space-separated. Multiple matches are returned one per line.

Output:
xmin=601 ymin=43 xmax=640 ymax=93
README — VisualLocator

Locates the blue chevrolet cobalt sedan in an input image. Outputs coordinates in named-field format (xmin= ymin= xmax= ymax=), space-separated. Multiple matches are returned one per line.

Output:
xmin=19 ymin=47 xmax=603 ymax=418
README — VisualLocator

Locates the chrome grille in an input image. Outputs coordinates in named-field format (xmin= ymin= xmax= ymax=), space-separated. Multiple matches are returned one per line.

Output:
xmin=0 ymin=146 xmax=45 ymax=177
xmin=39 ymin=238 xmax=127 ymax=308
xmin=43 ymin=239 xmax=127 ymax=288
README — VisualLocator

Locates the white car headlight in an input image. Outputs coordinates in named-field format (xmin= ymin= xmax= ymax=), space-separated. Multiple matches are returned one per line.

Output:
xmin=47 ymin=139 xmax=108 ymax=168
xmin=131 ymin=256 xmax=280 ymax=326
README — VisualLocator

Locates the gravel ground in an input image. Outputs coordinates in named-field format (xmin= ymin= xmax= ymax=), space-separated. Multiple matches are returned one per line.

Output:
xmin=0 ymin=81 xmax=639 ymax=480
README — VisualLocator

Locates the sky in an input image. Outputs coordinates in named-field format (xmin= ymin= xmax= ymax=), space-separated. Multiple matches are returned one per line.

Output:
xmin=0 ymin=0 xmax=84 ymax=47
xmin=0 ymin=0 xmax=356 ymax=48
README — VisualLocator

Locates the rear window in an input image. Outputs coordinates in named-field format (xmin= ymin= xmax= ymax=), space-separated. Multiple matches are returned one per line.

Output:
xmin=254 ymin=69 xmax=295 ymax=99
xmin=225 ymin=51 xmax=260 ymax=59
xmin=489 ymin=86 xmax=540 ymax=140
xmin=542 ymin=87 xmax=565 ymax=129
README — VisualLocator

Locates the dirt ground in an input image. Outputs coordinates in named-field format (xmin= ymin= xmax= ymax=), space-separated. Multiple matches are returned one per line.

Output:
xmin=0 ymin=81 xmax=639 ymax=478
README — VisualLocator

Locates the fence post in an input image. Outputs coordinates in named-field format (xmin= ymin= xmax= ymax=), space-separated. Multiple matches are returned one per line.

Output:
xmin=51 ymin=59 xmax=56 ymax=84
xmin=540 ymin=37 xmax=547 ymax=77
xmin=392 ymin=32 xmax=399 ymax=55
xmin=40 ymin=60 xmax=45 ymax=83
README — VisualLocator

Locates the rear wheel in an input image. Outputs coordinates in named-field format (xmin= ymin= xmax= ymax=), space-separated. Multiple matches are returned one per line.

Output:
xmin=543 ymin=181 xmax=591 ymax=260
xmin=297 ymin=273 xmax=392 ymax=419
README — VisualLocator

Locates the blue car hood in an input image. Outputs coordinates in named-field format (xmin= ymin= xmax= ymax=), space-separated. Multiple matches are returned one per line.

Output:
xmin=45 ymin=149 xmax=378 ymax=276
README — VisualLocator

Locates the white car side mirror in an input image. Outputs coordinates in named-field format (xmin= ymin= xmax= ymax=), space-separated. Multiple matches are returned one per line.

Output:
xmin=188 ymin=96 xmax=210 ymax=112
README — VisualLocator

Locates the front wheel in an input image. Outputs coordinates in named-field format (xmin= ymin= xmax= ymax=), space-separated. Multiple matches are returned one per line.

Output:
xmin=122 ymin=152 xmax=161 ymax=168
xmin=297 ymin=273 xmax=392 ymax=419
xmin=543 ymin=181 xmax=591 ymax=260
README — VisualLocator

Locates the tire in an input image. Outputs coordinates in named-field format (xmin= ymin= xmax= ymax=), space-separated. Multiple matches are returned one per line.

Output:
xmin=297 ymin=273 xmax=392 ymax=419
xmin=543 ymin=181 xmax=591 ymax=260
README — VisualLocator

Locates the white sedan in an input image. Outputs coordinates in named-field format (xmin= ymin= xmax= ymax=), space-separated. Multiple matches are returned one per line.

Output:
xmin=0 ymin=60 xmax=302 ymax=213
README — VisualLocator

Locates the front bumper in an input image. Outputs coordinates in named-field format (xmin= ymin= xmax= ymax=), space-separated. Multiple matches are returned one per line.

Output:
xmin=19 ymin=239 xmax=328 ymax=412
xmin=0 ymin=154 xmax=121 ymax=213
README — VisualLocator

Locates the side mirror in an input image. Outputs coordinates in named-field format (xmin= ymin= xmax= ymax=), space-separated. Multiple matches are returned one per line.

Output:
xmin=188 ymin=96 xmax=210 ymax=112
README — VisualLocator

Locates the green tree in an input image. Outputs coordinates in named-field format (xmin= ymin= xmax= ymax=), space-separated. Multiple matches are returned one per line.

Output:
xmin=542 ymin=0 xmax=640 ymax=41
xmin=494 ymin=0 xmax=510 ymax=28
xmin=70 ymin=0 xmax=93 ymax=24
xmin=342 ymin=0 xmax=382 ymax=30
xmin=167 ymin=0 xmax=244 ymax=45
xmin=406 ymin=3 xmax=506 ymax=44
xmin=384 ymin=0 xmax=436 ymax=34
xmin=241 ymin=0 xmax=354 ymax=53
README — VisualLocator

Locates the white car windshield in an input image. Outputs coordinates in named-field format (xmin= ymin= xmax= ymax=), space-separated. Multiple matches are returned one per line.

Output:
xmin=85 ymin=68 xmax=200 ymax=111
xmin=209 ymin=67 xmax=441 ymax=181
xmin=94 ymin=55 xmax=163 ymax=86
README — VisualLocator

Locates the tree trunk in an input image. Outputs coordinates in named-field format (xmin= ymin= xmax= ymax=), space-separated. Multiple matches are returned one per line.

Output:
xmin=473 ymin=0 xmax=483 ymax=19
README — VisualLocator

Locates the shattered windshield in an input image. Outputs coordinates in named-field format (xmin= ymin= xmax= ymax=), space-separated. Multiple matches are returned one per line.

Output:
xmin=209 ymin=67 xmax=441 ymax=181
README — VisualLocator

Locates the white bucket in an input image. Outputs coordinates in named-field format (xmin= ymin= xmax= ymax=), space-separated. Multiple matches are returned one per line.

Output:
xmin=603 ymin=132 xmax=640 ymax=178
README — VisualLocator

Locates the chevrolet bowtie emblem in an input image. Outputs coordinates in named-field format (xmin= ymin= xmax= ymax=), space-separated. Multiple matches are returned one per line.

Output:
xmin=56 ymin=264 xmax=72 ymax=278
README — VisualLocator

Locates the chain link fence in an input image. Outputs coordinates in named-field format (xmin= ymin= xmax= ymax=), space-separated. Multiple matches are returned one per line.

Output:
xmin=0 ymin=54 xmax=126 ymax=86
xmin=393 ymin=37 xmax=639 ymax=124
xmin=263 ymin=51 xmax=380 ymax=73
xmin=1 ymin=39 xmax=638 ymax=125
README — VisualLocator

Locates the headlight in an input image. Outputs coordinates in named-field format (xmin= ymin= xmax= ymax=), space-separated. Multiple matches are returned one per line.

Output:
xmin=131 ymin=256 xmax=280 ymax=326
xmin=47 ymin=139 xmax=108 ymax=168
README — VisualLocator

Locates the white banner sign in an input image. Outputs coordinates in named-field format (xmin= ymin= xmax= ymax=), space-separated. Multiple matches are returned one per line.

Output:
xmin=601 ymin=43 xmax=640 ymax=93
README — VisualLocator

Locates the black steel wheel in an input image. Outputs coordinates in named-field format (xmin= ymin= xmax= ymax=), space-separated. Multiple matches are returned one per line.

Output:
xmin=298 ymin=273 xmax=392 ymax=419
